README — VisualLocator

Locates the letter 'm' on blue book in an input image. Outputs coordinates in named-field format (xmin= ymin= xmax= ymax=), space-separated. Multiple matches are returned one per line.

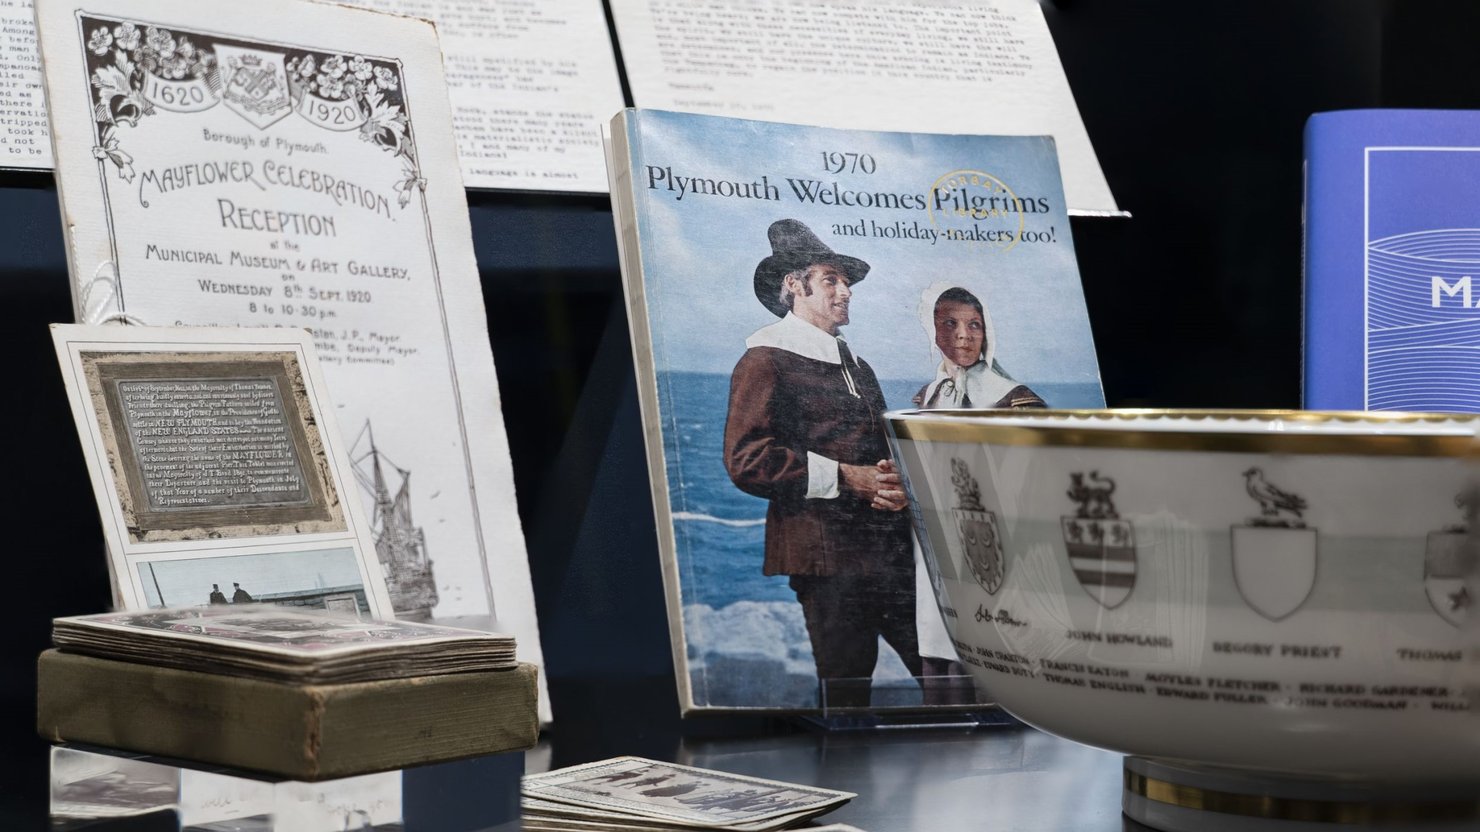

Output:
xmin=1305 ymin=109 xmax=1480 ymax=412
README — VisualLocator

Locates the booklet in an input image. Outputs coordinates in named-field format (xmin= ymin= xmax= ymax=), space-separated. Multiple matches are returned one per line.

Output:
xmin=607 ymin=109 xmax=1103 ymax=711
xmin=51 ymin=324 xmax=394 ymax=618
xmin=35 ymin=0 xmax=547 ymax=717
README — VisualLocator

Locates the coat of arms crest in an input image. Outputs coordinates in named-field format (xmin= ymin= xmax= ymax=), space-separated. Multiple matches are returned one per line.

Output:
xmin=951 ymin=458 xmax=1005 ymax=595
xmin=1424 ymin=488 xmax=1477 ymax=627
xmin=216 ymin=45 xmax=291 ymax=129
xmin=1230 ymin=467 xmax=1318 ymax=621
xmin=1061 ymin=471 xmax=1136 ymax=609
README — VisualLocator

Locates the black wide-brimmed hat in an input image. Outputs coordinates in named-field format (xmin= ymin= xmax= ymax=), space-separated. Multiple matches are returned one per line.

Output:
xmin=753 ymin=219 xmax=870 ymax=317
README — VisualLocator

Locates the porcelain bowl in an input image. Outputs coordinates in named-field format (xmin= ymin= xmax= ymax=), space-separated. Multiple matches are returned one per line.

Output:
xmin=887 ymin=409 xmax=1480 ymax=782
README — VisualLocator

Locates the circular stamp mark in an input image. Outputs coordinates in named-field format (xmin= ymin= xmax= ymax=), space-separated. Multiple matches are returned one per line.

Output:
xmin=928 ymin=169 xmax=1027 ymax=253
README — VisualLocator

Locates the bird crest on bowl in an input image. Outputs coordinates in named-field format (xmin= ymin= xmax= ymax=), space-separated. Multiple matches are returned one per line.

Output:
xmin=1423 ymin=488 xmax=1476 ymax=627
xmin=1232 ymin=468 xmax=1318 ymax=621
xmin=1242 ymin=467 xmax=1308 ymax=529
xmin=951 ymin=458 xmax=1005 ymax=596
xmin=1060 ymin=471 xmax=1136 ymax=609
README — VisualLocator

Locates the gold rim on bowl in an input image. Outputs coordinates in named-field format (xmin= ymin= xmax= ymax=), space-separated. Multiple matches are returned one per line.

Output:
xmin=1125 ymin=769 xmax=1480 ymax=823
xmin=885 ymin=408 xmax=1480 ymax=457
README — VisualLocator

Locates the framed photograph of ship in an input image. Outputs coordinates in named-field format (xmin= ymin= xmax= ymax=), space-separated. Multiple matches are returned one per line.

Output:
xmin=52 ymin=324 xmax=393 ymax=618
xmin=36 ymin=0 xmax=547 ymax=718
xmin=607 ymin=110 xmax=1105 ymax=711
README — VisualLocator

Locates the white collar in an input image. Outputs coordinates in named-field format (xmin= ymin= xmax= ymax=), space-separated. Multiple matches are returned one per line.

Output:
xmin=745 ymin=313 xmax=855 ymax=365
xmin=921 ymin=358 xmax=1019 ymax=408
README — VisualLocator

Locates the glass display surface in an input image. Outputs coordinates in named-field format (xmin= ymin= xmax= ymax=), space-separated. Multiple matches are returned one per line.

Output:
xmin=4 ymin=2 xmax=1478 ymax=829
xmin=31 ymin=711 xmax=1131 ymax=831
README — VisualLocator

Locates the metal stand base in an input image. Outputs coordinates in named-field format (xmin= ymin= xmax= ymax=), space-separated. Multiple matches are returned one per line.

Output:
xmin=793 ymin=708 xmax=1015 ymax=732
xmin=1122 ymin=756 xmax=1480 ymax=831
xmin=790 ymin=674 xmax=1015 ymax=731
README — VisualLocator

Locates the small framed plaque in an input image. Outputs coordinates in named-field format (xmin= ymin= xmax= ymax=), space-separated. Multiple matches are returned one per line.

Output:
xmin=87 ymin=353 xmax=340 ymax=540
xmin=53 ymin=324 xmax=392 ymax=617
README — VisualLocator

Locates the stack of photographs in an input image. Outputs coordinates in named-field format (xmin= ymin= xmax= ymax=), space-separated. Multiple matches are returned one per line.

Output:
xmin=52 ymin=608 xmax=516 ymax=684
xmin=522 ymin=758 xmax=854 ymax=832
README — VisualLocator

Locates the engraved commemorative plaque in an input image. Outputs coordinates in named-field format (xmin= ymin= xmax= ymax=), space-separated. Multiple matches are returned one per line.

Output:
xmin=52 ymin=325 xmax=392 ymax=618
xmin=84 ymin=352 xmax=342 ymax=539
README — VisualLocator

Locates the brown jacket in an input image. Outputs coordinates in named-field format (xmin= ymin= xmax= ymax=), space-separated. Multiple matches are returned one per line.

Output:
xmin=723 ymin=345 xmax=913 ymax=577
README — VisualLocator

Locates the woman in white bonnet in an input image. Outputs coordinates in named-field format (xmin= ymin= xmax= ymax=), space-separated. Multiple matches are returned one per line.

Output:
xmin=912 ymin=284 xmax=1046 ymax=409
xmin=911 ymin=283 xmax=1043 ymax=704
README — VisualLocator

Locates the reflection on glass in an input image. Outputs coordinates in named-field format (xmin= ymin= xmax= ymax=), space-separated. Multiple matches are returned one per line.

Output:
xmin=49 ymin=746 xmax=401 ymax=831
xmin=49 ymin=745 xmax=525 ymax=831
xmin=679 ymin=726 xmax=1124 ymax=830
xmin=51 ymin=746 xmax=179 ymax=822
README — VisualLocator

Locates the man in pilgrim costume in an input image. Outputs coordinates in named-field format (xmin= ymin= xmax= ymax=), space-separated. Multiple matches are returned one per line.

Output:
xmin=723 ymin=218 xmax=922 ymax=708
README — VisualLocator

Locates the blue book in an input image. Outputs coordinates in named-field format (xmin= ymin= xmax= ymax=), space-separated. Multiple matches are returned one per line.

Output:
xmin=607 ymin=109 xmax=1103 ymax=712
xmin=1304 ymin=109 xmax=1480 ymax=411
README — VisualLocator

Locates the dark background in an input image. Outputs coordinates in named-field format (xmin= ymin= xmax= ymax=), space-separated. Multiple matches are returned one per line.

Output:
xmin=2 ymin=0 xmax=1477 ymax=822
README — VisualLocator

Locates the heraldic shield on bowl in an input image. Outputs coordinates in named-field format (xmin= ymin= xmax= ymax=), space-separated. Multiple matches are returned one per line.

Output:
xmin=888 ymin=409 xmax=1480 ymax=828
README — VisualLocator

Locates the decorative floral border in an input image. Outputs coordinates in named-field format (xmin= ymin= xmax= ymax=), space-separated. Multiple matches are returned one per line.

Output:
xmin=81 ymin=15 xmax=423 ymax=206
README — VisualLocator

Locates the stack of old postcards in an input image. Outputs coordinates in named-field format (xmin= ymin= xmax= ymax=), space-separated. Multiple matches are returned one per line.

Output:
xmin=522 ymin=757 xmax=856 ymax=832
xmin=51 ymin=607 xmax=518 ymax=682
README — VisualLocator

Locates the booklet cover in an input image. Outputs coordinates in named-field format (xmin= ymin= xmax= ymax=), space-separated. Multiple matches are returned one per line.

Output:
xmin=35 ymin=0 xmax=547 ymax=718
xmin=608 ymin=109 xmax=1104 ymax=711
xmin=51 ymin=324 xmax=394 ymax=618
xmin=1304 ymin=109 xmax=1480 ymax=412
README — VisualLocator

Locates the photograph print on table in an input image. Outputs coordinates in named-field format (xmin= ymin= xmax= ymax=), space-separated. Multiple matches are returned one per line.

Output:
xmin=523 ymin=757 xmax=854 ymax=830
